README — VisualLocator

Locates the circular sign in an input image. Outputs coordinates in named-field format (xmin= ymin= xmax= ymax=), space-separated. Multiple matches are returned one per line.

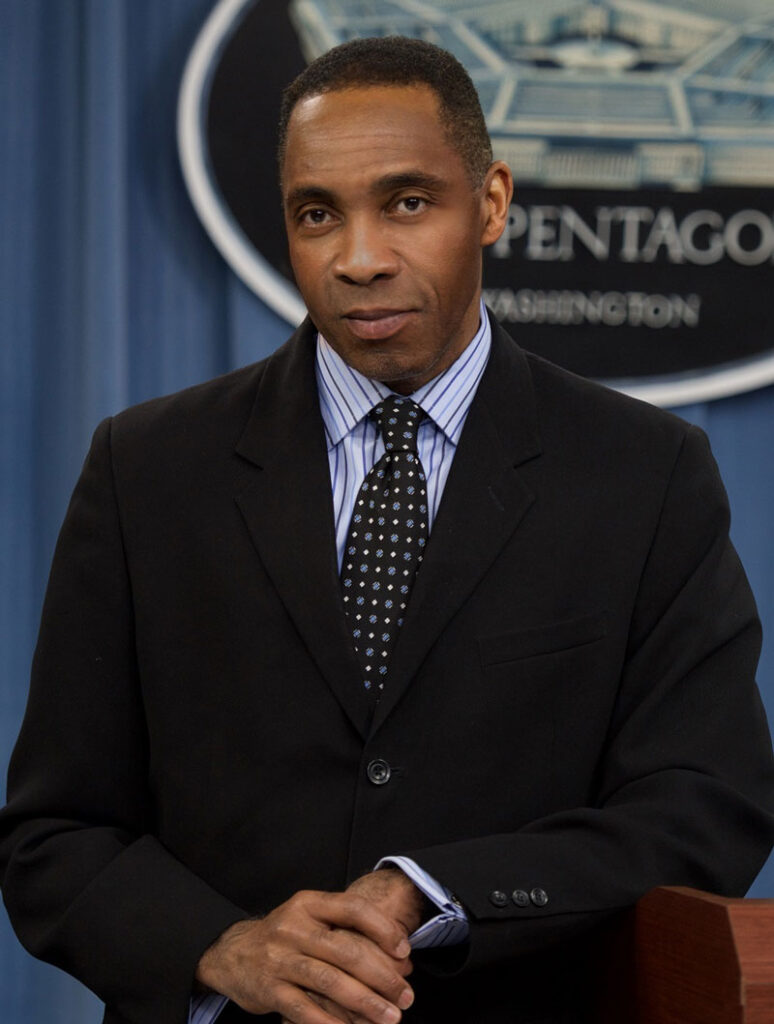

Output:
xmin=178 ymin=0 xmax=774 ymax=405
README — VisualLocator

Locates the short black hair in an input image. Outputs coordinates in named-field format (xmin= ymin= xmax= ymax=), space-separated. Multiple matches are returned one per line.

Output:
xmin=278 ymin=36 xmax=493 ymax=186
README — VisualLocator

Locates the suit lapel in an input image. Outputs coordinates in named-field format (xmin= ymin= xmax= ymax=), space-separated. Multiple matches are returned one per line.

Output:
xmin=370 ymin=318 xmax=542 ymax=734
xmin=232 ymin=316 xmax=543 ymax=739
xmin=234 ymin=321 xmax=371 ymax=739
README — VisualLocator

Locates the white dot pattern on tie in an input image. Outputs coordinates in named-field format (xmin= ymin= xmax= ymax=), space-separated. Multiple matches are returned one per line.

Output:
xmin=341 ymin=395 xmax=428 ymax=693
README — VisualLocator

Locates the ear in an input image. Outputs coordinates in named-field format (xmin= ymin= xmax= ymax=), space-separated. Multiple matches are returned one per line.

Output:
xmin=479 ymin=161 xmax=514 ymax=247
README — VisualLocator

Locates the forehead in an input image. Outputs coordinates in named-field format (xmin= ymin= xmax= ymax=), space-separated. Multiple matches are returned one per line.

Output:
xmin=282 ymin=84 xmax=462 ymax=190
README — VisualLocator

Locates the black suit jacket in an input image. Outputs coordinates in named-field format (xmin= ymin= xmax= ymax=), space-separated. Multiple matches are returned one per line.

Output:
xmin=1 ymin=316 xmax=773 ymax=1024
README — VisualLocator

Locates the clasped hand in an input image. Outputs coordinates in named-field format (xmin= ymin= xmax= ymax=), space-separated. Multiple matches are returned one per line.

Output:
xmin=195 ymin=869 xmax=424 ymax=1024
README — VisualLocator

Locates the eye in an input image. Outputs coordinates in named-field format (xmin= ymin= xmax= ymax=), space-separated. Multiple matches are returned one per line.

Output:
xmin=299 ymin=207 xmax=334 ymax=227
xmin=394 ymin=195 xmax=428 ymax=215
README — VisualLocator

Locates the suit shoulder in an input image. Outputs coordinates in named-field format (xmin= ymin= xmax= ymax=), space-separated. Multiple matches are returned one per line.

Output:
xmin=108 ymin=359 xmax=269 ymax=453
xmin=510 ymin=349 xmax=730 ymax=568
xmin=523 ymin=348 xmax=694 ymax=454
xmin=511 ymin=346 xmax=720 ymax=504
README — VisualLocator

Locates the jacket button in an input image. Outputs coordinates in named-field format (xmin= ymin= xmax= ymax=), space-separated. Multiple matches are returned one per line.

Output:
xmin=530 ymin=887 xmax=549 ymax=907
xmin=511 ymin=889 xmax=530 ymax=908
xmin=489 ymin=890 xmax=509 ymax=908
xmin=366 ymin=759 xmax=391 ymax=785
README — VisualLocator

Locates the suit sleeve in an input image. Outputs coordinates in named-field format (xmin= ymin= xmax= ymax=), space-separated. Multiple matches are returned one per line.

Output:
xmin=0 ymin=419 xmax=247 ymax=1023
xmin=407 ymin=424 xmax=774 ymax=971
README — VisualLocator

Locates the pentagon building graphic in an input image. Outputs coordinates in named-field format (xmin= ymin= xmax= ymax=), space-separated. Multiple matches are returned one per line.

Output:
xmin=289 ymin=0 xmax=774 ymax=190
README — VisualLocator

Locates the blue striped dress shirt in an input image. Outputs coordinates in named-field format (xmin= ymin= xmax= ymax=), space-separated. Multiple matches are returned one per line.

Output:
xmin=318 ymin=300 xmax=491 ymax=568
xmin=189 ymin=302 xmax=491 ymax=1024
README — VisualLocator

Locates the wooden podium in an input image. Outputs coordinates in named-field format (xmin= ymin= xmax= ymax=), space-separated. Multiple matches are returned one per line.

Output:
xmin=597 ymin=887 xmax=774 ymax=1023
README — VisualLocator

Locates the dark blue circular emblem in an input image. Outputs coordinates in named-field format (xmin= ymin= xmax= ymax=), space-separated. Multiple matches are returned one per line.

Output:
xmin=179 ymin=0 xmax=774 ymax=404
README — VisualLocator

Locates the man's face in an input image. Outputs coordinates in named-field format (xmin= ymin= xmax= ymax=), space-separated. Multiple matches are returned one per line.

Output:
xmin=281 ymin=84 xmax=512 ymax=393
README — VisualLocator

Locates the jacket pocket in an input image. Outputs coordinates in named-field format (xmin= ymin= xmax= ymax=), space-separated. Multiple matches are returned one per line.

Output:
xmin=478 ymin=611 xmax=607 ymax=666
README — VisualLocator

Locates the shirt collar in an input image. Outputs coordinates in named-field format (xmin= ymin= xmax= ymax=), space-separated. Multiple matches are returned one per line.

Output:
xmin=315 ymin=299 xmax=491 ymax=450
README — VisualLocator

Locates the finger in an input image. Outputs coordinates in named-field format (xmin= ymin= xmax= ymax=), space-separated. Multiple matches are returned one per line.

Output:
xmin=285 ymin=953 xmax=408 ymax=1024
xmin=303 ymin=925 xmax=413 ymax=1008
xmin=271 ymin=982 xmax=357 ymax=1024
xmin=269 ymin=893 xmax=411 ymax=999
xmin=309 ymin=890 xmax=412 ymax=960
xmin=272 ymin=978 xmax=372 ymax=1024
xmin=310 ymin=991 xmax=385 ymax=1024
xmin=306 ymin=990 xmax=352 ymax=1022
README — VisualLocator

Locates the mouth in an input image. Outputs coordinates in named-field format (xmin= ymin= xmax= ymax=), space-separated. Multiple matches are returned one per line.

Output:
xmin=342 ymin=308 xmax=416 ymax=341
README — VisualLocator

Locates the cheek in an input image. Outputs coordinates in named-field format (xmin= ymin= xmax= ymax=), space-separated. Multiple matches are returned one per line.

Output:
xmin=289 ymin=253 xmax=332 ymax=316
xmin=289 ymin=246 xmax=312 ymax=285
xmin=430 ymin=228 xmax=482 ymax=298
xmin=289 ymin=238 xmax=325 ymax=282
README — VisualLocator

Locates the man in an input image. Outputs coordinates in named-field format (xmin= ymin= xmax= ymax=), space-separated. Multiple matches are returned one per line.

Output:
xmin=1 ymin=36 xmax=773 ymax=1024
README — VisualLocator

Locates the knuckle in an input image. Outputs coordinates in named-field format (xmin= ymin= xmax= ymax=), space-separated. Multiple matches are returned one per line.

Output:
xmin=285 ymin=1000 xmax=308 ymax=1022
xmin=265 ymin=945 xmax=289 ymax=977
xmin=347 ymin=893 xmax=370 ymax=917
xmin=312 ymin=963 xmax=338 ymax=994
xmin=339 ymin=941 xmax=364 ymax=970
xmin=276 ymin=985 xmax=315 ymax=1023
xmin=289 ymin=889 xmax=314 ymax=911
xmin=273 ymin=914 xmax=308 ymax=948
xmin=272 ymin=920 xmax=296 ymax=945
xmin=357 ymin=992 xmax=391 ymax=1019
xmin=310 ymin=925 xmax=333 ymax=948
xmin=292 ymin=953 xmax=315 ymax=982
xmin=376 ymin=970 xmax=405 ymax=1000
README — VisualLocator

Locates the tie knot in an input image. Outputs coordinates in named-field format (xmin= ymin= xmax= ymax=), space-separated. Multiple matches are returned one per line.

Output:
xmin=371 ymin=395 xmax=424 ymax=452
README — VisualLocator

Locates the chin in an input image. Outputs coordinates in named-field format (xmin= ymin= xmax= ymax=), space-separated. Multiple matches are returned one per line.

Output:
xmin=364 ymin=359 xmax=423 ymax=390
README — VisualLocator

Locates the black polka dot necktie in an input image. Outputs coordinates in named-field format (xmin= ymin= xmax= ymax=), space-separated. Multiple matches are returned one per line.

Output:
xmin=341 ymin=396 xmax=429 ymax=694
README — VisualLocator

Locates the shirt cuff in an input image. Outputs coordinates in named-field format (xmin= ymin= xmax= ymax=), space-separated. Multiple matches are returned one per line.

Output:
xmin=189 ymin=991 xmax=229 ymax=1024
xmin=375 ymin=854 xmax=469 ymax=948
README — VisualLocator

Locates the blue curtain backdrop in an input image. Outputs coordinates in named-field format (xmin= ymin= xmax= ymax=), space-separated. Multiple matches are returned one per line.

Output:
xmin=1 ymin=2 xmax=773 ymax=1020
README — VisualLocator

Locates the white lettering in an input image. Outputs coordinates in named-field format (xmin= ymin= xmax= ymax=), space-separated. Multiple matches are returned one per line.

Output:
xmin=611 ymin=207 xmax=654 ymax=262
xmin=488 ymin=204 xmax=774 ymax=266
xmin=601 ymin=292 xmax=628 ymax=326
xmin=675 ymin=293 xmax=701 ymax=328
xmin=641 ymin=294 xmax=672 ymax=329
xmin=526 ymin=206 xmax=561 ymax=260
xmin=558 ymin=206 xmax=611 ymax=261
xmin=640 ymin=209 xmax=685 ymax=264
xmin=679 ymin=210 xmax=724 ymax=265
xmin=482 ymin=288 xmax=702 ymax=329
xmin=724 ymin=210 xmax=774 ymax=266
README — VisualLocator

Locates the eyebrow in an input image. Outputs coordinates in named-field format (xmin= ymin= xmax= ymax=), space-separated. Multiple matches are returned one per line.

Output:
xmin=284 ymin=185 xmax=337 ymax=209
xmin=285 ymin=171 xmax=448 ymax=209
xmin=372 ymin=171 xmax=447 ymax=193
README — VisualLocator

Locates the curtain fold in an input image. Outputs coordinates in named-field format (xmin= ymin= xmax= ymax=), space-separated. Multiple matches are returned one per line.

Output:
xmin=1 ymin=2 xmax=772 ymax=1019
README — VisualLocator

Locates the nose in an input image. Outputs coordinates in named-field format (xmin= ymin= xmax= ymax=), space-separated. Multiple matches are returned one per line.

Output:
xmin=333 ymin=216 xmax=399 ymax=285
